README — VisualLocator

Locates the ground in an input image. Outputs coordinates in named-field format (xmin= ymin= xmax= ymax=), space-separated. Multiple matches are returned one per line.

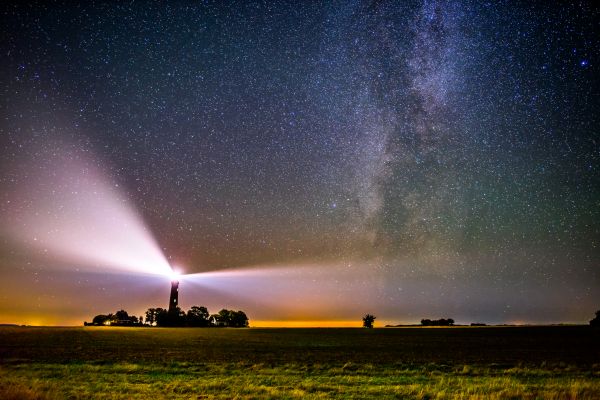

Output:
xmin=0 ymin=326 xmax=599 ymax=399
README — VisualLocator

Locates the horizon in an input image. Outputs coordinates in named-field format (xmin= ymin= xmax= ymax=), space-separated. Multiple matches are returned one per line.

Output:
xmin=0 ymin=311 xmax=593 ymax=329
xmin=0 ymin=320 xmax=591 ymax=328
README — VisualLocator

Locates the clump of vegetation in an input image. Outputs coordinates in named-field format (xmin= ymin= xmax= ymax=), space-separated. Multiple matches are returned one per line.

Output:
xmin=421 ymin=318 xmax=455 ymax=326
xmin=210 ymin=309 xmax=250 ymax=328
xmin=87 ymin=306 xmax=248 ymax=327
xmin=362 ymin=314 xmax=376 ymax=328
xmin=85 ymin=309 xmax=143 ymax=326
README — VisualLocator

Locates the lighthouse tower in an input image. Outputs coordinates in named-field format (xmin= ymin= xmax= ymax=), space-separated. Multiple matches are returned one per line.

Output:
xmin=168 ymin=280 xmax=179 ymax=314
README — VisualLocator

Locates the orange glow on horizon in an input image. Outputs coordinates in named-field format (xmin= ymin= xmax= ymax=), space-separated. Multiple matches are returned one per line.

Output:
xmin=0 ymin=315 xmax=396 ymax=328
xmin=0 ymin=313 xmax=73 ymax=327
xmin=252 ymin=320 xmax=367 ymax=328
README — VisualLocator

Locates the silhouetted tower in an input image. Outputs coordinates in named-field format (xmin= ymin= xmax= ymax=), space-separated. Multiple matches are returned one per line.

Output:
xmin=168 ymin=280 xmax=179 ymax=314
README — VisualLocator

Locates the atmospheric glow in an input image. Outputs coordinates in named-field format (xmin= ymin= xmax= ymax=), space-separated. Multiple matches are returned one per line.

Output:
xmin=1 ymin=147 xmax=173 ymax=277
xmin=179 ymin=262 xmax=383 ymax=321
xmin=251 ymin=320 xmax=364 ymax=328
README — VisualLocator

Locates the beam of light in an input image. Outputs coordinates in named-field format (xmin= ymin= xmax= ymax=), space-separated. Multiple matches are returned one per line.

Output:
xmin=176 ymin=262 xmax=384 ymax=321
xmin=0 ymin=145 xmax=173 ymax=277
xmin=179 ymin=263 xmax=340 ymax=285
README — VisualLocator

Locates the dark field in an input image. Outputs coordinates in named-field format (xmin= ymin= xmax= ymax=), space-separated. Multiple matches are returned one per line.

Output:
xmin=1 ymin=326 xmax=599 ymax=399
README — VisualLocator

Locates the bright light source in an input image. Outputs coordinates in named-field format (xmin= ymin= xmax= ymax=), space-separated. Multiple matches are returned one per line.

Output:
xmin=168 ymin=267 xmax=182 ymax=281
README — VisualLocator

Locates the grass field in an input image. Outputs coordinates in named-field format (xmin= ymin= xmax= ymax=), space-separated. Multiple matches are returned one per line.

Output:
xmin=1 ymin=326 xmax=599 ymax=399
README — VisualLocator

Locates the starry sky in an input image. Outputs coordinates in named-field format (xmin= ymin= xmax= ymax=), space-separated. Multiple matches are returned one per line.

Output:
xmin=0 ymin=1 xmax=598 ymax=326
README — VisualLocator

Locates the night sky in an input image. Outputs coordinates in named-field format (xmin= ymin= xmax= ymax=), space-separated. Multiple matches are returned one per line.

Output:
xmin=1 ymin=1 xmax=598 ymax=326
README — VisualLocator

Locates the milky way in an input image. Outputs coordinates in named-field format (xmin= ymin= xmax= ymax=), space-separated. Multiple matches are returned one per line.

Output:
xmin=0 ymin=1 xmax=598 ymax=325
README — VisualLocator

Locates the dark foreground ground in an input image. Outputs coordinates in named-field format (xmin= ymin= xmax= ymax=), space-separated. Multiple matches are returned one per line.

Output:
xmin=1 ymin=326 xmax=599 ymax=399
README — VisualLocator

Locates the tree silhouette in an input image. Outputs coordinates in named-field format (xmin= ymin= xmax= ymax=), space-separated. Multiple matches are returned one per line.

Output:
xmin=230 ymin=310 xmax=249 ymax=327
xmin=101 ymin=306 xmax=251 ymax=327
xmin=187 ymin=306 xmax=210 ymax=327
xmin=115 ymin=309 xmax=129 ymax=321
xmin=590 ymin=310 xmax=600 ymax=327
xmin=421 ymin=318 xmax=454 ymax=326
xmin=362 ymin=314 xmax=376 ymax=328
xmin=145 ymin=308 xmax=158 ymax=326
xmin=209 ymin=309 xmax=249 ymax=327
xmin=154 ymin=308 xmax=169 ymax=326
xmin=107 ymin=313 xmax=118 ymax=324
xmin=92 ymin=314 xmax=109 ymax=325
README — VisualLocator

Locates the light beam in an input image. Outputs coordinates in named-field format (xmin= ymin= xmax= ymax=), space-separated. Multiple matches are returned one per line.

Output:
xmin=1 ymin=145 xmax=173 ymax=277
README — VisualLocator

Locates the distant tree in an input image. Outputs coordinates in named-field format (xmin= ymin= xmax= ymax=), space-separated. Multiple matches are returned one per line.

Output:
xmin=362 ymin=314 xmax=376 ymax=328
xmin=145 ymin=308 xmax=158 ymax=326
xmin=229 ymin=310 xmax=249 ymax=327
xmin=218 ymin=309 xmax=231 ymax=321
xmin=88 ymin=311 xmax=145 ymax=327
xmin=212 ymin=309 xmax=232 ymax=327
xmin=115 ymin=309 xmax=129 ymax=321
xmin=421 ymin=318 xmax=455 ymax=326
xmin=208 ymin=309 xmax=249 ymax=327
xmin=155 ymin=308 xmax=169 ymax=326
xmin=590 ymin=310 xmax=600 ymax=327
xmin=187 ymin=306 xmax=210 ymax=327
xmin=92 ymin=314 xmax=110 ymax=325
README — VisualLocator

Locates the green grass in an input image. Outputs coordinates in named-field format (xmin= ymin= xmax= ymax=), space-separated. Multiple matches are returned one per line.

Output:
xmin=1 ymin=326 xmax=599 ymax=399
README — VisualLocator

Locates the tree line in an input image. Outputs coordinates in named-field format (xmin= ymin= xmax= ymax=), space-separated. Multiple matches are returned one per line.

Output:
xmin=85 ymin=306 xmax=248 ymax=328
xmin=421 ymin=318 xmax=455 ymax=326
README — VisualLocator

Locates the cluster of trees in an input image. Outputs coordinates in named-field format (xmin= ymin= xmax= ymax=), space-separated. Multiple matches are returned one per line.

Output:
xmin=87 ymin=307 xmax=249 ymax=328
xmin=85 ymin=310 xmax=144 ymax=326
xmin=421 ymin=318 xmax=455 ymax=326
xmin=161 ymin=307 xmax=248 ymax=327
xmin=145 ymin=307 xmax=248 ymax=327
xmin=210 ymin=309 xmax=250 ymax=327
